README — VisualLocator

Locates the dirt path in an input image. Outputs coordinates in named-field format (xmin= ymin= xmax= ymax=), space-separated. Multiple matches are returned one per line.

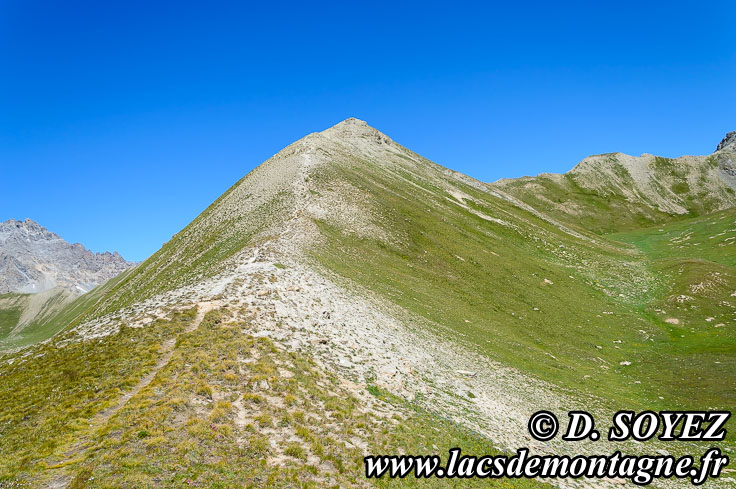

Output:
xmin=45 ymin=302 xmax=215 ymax=489
xmin=93 ymin=302 xmax=215 ymax=424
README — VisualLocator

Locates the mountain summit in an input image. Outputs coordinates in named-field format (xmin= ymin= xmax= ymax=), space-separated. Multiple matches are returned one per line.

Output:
xmin=82 ymin=117 xmax=439 ymax=315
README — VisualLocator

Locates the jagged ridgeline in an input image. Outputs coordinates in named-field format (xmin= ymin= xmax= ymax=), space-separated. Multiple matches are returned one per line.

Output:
xmin=1 ymin=119 xmax=735 ymax=488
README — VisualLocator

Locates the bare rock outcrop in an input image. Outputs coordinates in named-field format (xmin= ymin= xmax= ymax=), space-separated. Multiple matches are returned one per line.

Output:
xmin=716 ymin=131 xmax=736 ymax=152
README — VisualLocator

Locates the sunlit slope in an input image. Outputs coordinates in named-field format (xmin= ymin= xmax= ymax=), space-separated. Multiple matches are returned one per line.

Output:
xmin=12 ymin=117 xmax=733 ymax=421
xmin=2 ymin=119 xmax=735 ymax=487
xmin=287 ymin=125 xmax=736 ymax=414
xmin=40 ymin=118 xmax=736 ymax=414
xmin=0 ymin=287 xmax=75 ymax=350
xmin=0 ymin=306 xmax=549 ymax=489
xmin=494 ymin=151 xmax=736 ymax=234
xmin=609 ymin=207 xmax=736 ymax=267
xmin=607 ymin=209 xmax=736 ymax=409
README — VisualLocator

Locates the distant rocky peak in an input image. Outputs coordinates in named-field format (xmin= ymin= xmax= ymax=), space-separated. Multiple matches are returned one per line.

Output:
xmin=716 ymin=131 xmax=736 ymax=152
xmin=0 ymin=218 xmax=134 ymax=294
xmin=0 ymin=219 xmax=60 ymax=244
xmin=8 ymin=218 xmax=41 ymax=228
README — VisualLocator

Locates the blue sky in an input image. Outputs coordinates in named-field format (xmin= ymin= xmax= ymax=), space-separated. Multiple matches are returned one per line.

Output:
xmin=2 ymin=1 xmax=735 ymax=261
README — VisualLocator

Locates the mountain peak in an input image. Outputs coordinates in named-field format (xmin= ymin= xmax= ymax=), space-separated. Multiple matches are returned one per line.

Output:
xmin=320 ymin=117 xmax=394 ymax=145
xmin=2 ymin=217 xmax=60 ymax=241
xmin=325 ymin=117 xmax=370 ymax=132
xmin=4 ymin=217 xmax=40 ymax=228
xmin=331 ymin=116 xmax=367 ymax=127
xmin=716 ymin=131 xmax=736 ymax=152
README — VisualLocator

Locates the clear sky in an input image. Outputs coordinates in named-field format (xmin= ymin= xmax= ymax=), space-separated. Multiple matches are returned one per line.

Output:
xmin=2 ymin=1 xmax=735 ymax=261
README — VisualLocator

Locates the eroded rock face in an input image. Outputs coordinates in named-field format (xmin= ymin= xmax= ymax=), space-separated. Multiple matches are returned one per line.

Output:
xmin=0 ymin=218 xmax=134 ymax=294
xmin=716 ymin=131 xmax=736 ymax=152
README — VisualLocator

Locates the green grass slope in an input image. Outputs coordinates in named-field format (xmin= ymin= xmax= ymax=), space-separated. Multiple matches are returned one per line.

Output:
xmin=606 ymin=209 xmax=736 ymax=410
xmin=0 ymin=288 xmax=76 ymax=350
xmin=0 ymin=295 xmax=23 ymax=338
xmin=75 ymin=136 xmax=320 ymax=321
xmin=291 ymin=130 xmax=736 ymax=421
xmin=609 ymin=207 xmax=736 ymax=267
xmin=0 ymin=307 xmax=548 ymax=489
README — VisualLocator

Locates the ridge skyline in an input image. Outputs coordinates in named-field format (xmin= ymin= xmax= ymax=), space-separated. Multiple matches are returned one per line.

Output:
xmin=4 ymin=118 xmax=735 ymax=262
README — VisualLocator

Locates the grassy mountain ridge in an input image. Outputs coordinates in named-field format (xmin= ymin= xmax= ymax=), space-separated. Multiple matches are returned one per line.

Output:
xmin=1 ymin=119 xmax=735 ymax=488
xmin=493 ymin=148 xmax=736 ymax=234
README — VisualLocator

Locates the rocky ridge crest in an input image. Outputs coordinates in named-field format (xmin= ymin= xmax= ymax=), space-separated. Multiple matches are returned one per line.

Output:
xmin=717 ymin=131 xmax=736 ymax=152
